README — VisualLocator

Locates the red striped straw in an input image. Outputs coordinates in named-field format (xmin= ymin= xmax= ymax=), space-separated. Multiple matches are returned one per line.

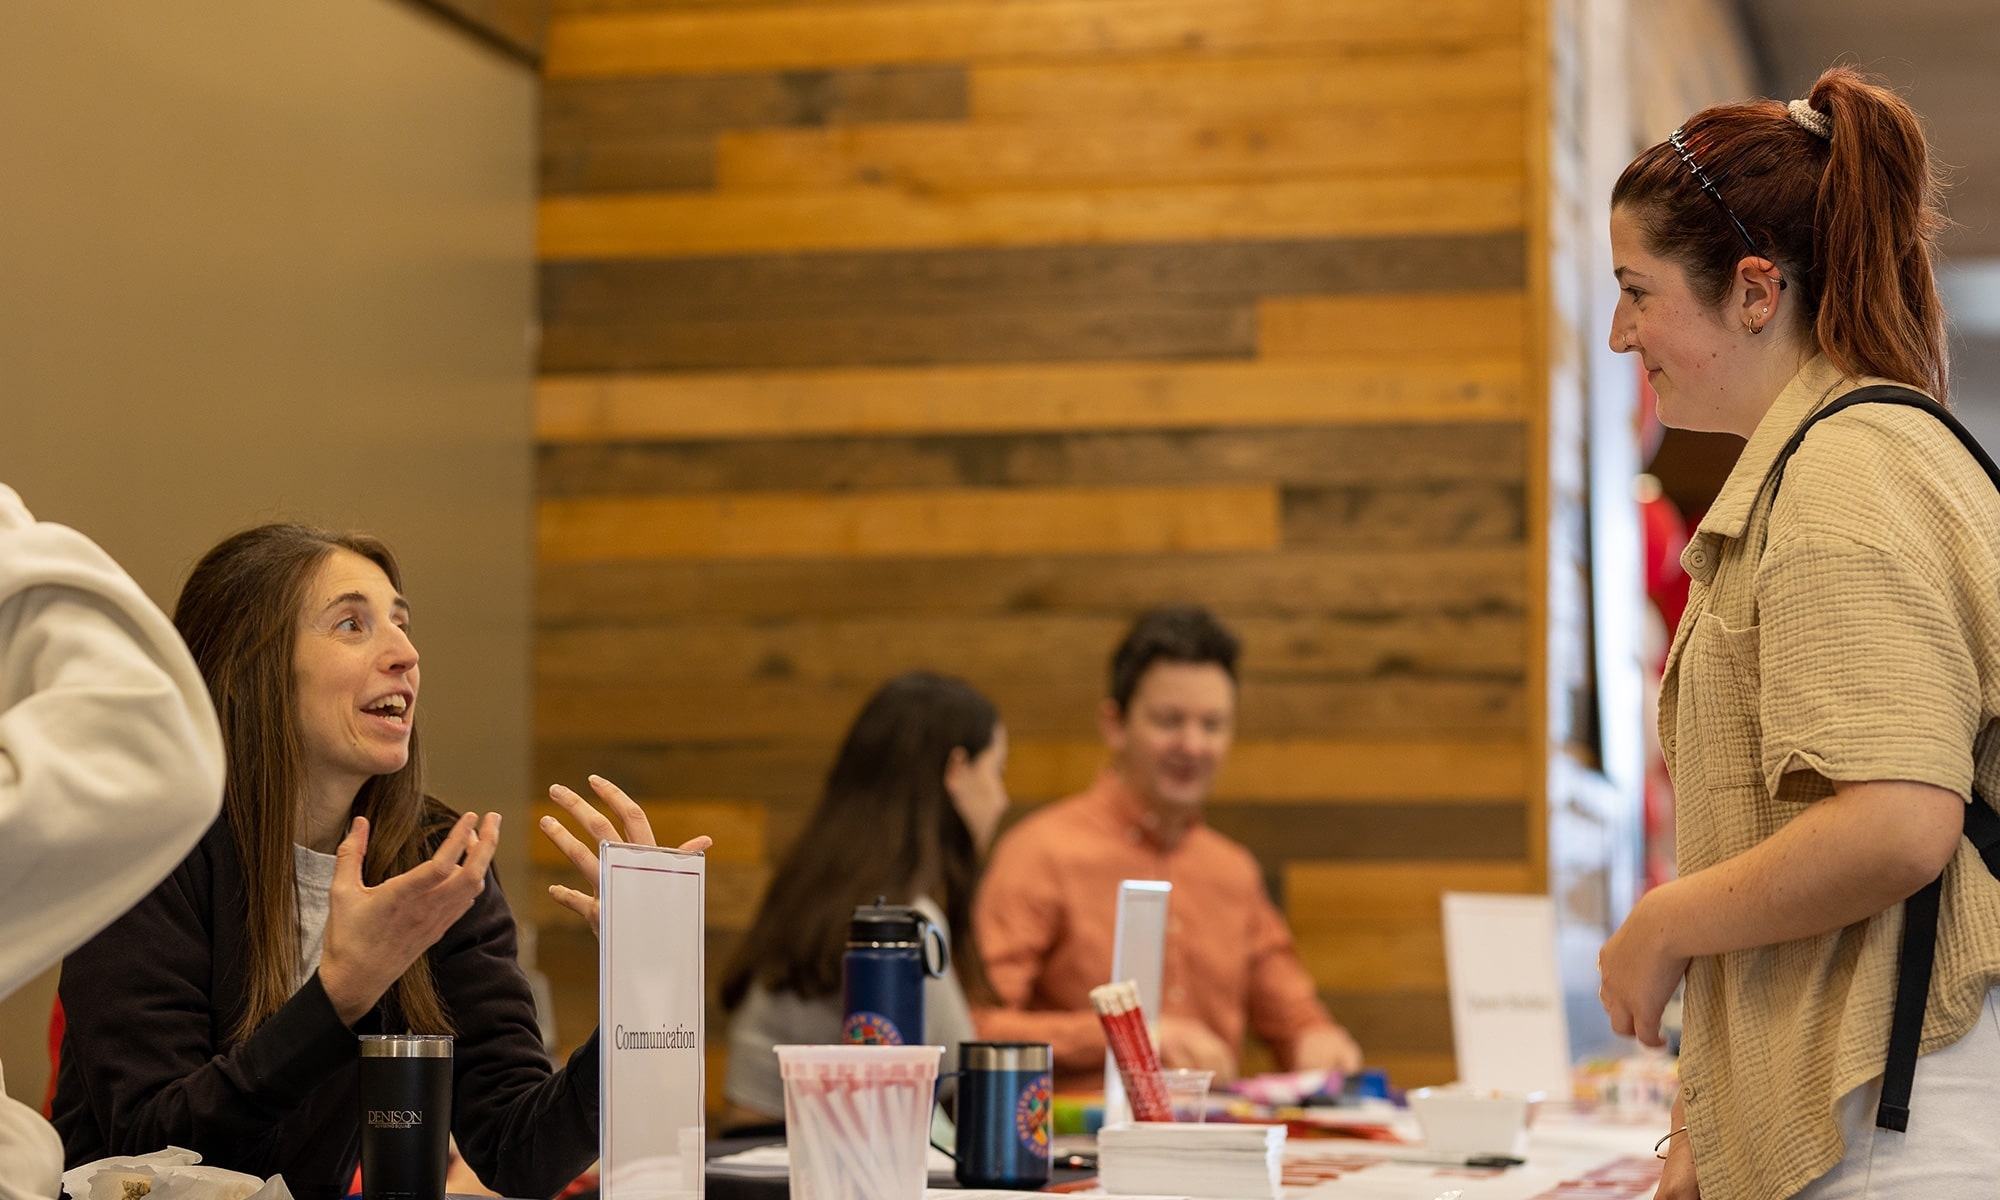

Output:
xmin=1089 ymin=980 xmax=1174 ymax=1122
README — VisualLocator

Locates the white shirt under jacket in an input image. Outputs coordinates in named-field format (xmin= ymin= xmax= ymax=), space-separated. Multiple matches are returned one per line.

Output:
xmin=0 ymin=485 xmax=224 ymax=1200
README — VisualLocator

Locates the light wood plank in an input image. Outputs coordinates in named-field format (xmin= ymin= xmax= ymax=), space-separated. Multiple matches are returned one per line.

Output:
xmin=545 ymin=0 xmax=1524 ymax=77
xmin=537 ymin=174 xmax=1524 ymax=259
xmin=714 ymin=108 xmax=1524 ymax=190
xmin=1286 ymin=860 xmax=1537 ymax=926
xmin=1297 ymin=920 xmax=1448 ymax=992
xmin=539 ymin=484 xmax=1280 ymax=563
xmin=1213 ymin=739 xmax=1530 ymax=802
xmin=529 ymin=861 xmax=772 ymax=931
xmin=529 ymin=798 xmax=766 ymax=865
xmin=528 ymin=734 xmax=1530 ymax=809
xmin=970 ymin=47 xmax=1525 ymax=119
xmin=537 ymin=359 xmax=1524 ymax=442
xmin=1261 ymin=291 xmax=1528 ymax=358
xmin=1359 ymin=1051 xmax=1458 ymax=1090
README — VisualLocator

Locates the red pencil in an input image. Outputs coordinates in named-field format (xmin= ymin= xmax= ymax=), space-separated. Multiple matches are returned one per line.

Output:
xmin=1089 ymin=980 xmax=1173 ymax=1122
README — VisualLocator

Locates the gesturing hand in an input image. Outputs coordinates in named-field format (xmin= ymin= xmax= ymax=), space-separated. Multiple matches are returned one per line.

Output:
xmin=320 ymin=809 xmax=501 ymax=1025
xmin=1292 ymin=1024 xmax=1365 ymax=1076
xmin=539 ymin=774 xmax=713 ymax=936
xmin=1155 ymin=1015 xmax=1239 ymax=1084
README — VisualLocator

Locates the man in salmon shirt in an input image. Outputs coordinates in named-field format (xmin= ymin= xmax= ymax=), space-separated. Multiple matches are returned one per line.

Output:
xmin=973 ymin=606 xmax=1361 ymax=1092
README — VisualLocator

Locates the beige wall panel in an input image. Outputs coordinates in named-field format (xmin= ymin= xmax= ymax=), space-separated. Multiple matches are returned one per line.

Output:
xmin=0 ymin=0 xmax=534 ymax=1112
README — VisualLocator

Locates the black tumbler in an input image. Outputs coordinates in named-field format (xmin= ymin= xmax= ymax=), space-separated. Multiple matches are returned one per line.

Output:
xmin=359 ymin=1034 xmax=453 ymax=1200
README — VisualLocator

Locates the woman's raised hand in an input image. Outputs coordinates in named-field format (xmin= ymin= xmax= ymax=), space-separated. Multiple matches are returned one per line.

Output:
xmin=319 ymin=810 xmax=501 ymax=1025
xmin=540 ymin=774 xmax=713 ymax=936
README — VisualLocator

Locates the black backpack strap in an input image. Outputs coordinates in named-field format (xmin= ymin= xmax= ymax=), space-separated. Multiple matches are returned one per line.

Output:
xmin=1769 ymin=384 xmax=2000 ymax=502
xmin=1878 ymin=874 xmax=1941 ymax=1132
xmin=1762 ymin=385 xmax=2000 ymax=1132
xmin=1883 ymin=790 xmax=2000 ymax=1131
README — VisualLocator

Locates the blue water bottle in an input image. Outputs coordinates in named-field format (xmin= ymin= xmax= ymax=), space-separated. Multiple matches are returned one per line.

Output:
xmin=842 ymin=897 xmax=948 ymax=1046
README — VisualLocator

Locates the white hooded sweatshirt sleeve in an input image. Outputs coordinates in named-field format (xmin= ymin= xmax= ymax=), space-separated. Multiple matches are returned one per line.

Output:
xmin=0 ymin=485 xmax=224 ymax=1200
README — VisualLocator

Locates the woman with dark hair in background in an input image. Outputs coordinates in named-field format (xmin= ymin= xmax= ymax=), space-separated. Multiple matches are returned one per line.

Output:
xmin=719 ymin=671 xmax=1009 ymax=1126
xmin=52 ymin=524 xmax=707 ymax=1200
xmin=1596 ymin=67 xmax=2000 ymax=1198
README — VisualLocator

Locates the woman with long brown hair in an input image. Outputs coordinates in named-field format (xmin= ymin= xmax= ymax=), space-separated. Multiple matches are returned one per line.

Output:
xmin=718 ymin=671 xmax=1008 ymax=1125
xmin=51 ymin=524 xmax=705 ymax=1199
xmin=1597 ymin=67 xmax=2000 ymax=1197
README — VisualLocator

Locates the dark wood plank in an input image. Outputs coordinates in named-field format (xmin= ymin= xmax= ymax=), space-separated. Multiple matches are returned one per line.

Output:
xmin=539 ymin=304 xmax=1256 ymax=371
xmin=540 ymin=133 xmax=716 ymax=193
xmin=541 ymin=65 xmax=967 ymax=192
xmin=535 ymin=612 xmax=1525 ymax=688
xmin=537 ymin=676 xmax=1522 ymax=741
xmin=406 ymin=0 xmax=547 ymax=63
xmin=1207 ymin=802 xmax=1527 ymax=904
xmin=1280 ymin=483 xmax=1525 ymax=549
xmin=537 ymin=424 xmax=1527 ymax=496
xmin=535 ymin=548 xmax=1530 ymax=623
xmin=539 ymin=234 xmax=1525 ymax=323
xmin=1319 ymin=990 xmax=1455 ymax=1053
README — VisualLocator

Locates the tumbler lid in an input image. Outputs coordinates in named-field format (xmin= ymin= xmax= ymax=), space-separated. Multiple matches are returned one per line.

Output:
xmin=849 ymin=897 xmax=924 ymax=944
xmin=959 ymin=1041 xmax=1053 ymax=1072
xmin=360 ymin=1034 xmax=454 ymax=1058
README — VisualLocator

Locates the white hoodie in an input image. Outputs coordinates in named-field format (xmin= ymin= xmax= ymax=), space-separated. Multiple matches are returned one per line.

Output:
xmin=0 ymin=486 xmax=224 ymax=1200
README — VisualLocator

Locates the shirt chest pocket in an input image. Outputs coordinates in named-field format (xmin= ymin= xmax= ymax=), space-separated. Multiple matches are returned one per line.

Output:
xmin=1677 ymin=611 xmax=1768 ymax=797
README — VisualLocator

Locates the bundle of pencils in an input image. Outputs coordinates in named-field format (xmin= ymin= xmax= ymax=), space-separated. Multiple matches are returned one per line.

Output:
xmin=1089 ymin=980 xmax=1173 ymax=1122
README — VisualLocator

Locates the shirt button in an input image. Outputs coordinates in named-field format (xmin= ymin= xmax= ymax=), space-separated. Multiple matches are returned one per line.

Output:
xmin=1666 ymin=735 xmax=1677 ymax=751
xmin=1688 ymin=549 xmax=1707 ymax=569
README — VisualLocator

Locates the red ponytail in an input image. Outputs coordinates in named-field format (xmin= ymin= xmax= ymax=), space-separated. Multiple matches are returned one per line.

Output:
xmin=1612 ymin=66 xmax=1950 ymax=400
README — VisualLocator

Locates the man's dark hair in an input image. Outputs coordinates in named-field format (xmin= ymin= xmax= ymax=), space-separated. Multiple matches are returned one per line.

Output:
xmin=1108 ymin=605 xmax=1240 ymax=713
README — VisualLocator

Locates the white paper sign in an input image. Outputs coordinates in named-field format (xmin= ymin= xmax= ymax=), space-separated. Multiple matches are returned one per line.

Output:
xmin=1441 ymin=892 xmax=1571 ymax=1096
xmin=600 ymin=842 xmax=706 ymax=1200
xmin=1103 ymin=879 xmax=1172 ymax=1125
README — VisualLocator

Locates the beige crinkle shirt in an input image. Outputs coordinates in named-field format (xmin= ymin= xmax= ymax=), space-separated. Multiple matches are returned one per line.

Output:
xmin=1662 ymin=355 xmax=2000 ymax=1200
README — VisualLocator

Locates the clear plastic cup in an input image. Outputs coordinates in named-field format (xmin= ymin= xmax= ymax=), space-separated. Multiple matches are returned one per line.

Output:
xmin=775 ymin=1044 xmax=943 ymax=1200
xmin=1161 ymin=1067 xmax=1215 ymax=1123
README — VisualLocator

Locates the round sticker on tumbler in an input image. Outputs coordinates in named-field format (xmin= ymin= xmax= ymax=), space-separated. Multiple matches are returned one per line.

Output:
xmin=1014 ymin=1073 xmax=1053 ymax=1158
xmin=842 ymin=1011 xmax=904 ymax=1045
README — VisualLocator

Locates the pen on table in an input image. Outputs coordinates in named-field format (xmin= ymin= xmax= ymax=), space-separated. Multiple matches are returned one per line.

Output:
xmin=1395 ymin=1152 xmax=1525 ymax=1169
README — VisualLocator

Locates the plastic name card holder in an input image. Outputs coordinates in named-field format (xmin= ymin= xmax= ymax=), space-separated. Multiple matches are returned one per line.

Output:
xmin=1441 ymin=891 xmax=1571 ymax=1098
xmin=1103 ymin=879 xmax=1171 ymax=1127
xmin=600 ymin=842 xmax=706 ymax=1200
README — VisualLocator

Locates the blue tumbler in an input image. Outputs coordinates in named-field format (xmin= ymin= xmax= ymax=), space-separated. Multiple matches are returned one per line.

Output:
xmin=842 ymin=898 xmax=947 ymax=1047
xmin=947 ymin=1042 xmax=1054 ymax=1190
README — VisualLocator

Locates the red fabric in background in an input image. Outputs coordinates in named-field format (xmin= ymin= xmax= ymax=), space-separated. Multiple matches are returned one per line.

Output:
xmin=44 ymin=996 xmax=63 ymax=1118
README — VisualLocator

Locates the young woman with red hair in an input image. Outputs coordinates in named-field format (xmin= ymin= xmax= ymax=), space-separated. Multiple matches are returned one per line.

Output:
xmin=1597 ymin=67 xmax=2000 ymax=1199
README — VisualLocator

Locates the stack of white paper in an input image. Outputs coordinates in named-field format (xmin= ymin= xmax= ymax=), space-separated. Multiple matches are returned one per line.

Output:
xmin=1097 ymin=1122 xmax=1285 ymax=1199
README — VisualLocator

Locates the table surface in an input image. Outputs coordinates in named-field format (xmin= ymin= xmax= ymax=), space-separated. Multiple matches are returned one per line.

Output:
xmin=696 ymin=1108 xmax=1668 ymax=1199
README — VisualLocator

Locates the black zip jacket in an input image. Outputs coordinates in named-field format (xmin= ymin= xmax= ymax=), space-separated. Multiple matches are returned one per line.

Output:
xmin=51 ymin=816 xmax=599 ymax=1200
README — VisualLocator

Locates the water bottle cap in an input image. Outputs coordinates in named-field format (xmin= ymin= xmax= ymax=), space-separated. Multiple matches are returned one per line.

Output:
xmin=849 ymin=898 xmax=925 ymax=944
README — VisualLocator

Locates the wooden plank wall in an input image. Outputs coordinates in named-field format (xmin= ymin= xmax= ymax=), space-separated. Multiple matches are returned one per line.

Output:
xmin=534 ymin=0 xmax=1545 ymax=1097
